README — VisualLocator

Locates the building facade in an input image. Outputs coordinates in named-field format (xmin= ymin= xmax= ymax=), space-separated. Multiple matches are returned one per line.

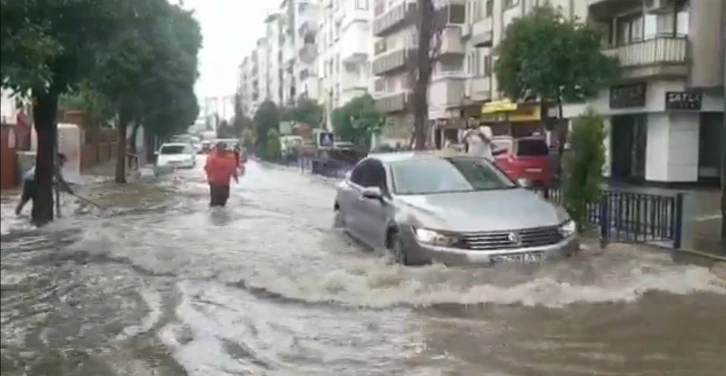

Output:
xmin=563 ymin=0 xmax=725 ymax=184
xmin=318 ymin=0 xmax=373 ymax=129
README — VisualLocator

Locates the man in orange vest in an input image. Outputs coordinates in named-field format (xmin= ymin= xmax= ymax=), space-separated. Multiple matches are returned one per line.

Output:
xmin=204 ymin=141 xmax=238 ymax=207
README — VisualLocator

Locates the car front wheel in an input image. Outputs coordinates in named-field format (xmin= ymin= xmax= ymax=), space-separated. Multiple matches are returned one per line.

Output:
xmin=387 ymin=231 xmax=409 ymax=265
xmin=333 ymin=207 xmax=345 ymax=228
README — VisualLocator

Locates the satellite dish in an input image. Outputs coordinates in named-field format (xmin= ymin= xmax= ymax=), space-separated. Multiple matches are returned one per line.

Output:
xmin=299 ymin=44 xmax=317 ymax=64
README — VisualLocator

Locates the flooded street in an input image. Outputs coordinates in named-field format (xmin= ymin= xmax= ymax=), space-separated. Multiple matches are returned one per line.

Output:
xmin=2 ymin=161 xmax=725 ymax=376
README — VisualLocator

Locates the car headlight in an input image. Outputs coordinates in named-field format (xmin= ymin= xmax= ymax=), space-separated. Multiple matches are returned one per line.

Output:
xmin=558 ymin=220 xmax=576 ymax=237
xmin=414 ymin=228 xmax=461 ymax=247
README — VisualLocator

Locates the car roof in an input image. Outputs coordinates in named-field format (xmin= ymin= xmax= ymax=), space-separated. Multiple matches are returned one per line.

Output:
xmin=369 ymin=149 xmax=468 ymax=164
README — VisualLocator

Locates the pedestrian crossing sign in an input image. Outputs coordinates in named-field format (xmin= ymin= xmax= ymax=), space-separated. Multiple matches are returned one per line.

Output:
xmin=318 ymin=132 xmax=334 ymax=148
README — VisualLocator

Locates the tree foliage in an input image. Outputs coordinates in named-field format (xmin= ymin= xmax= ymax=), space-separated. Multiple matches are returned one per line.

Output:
xmin=232 ymin=93 xmax=254 ymax=137
xmin=287 ymin=98 xmax=324 ymax=127
xmin=331 ymin=94 xmax=384 ymax=149
xmin=265 ymin=129 xmax=282 ymax=161
xmin=0 ymin=0 xmax=202 ymax=224
xmin=253 ymin=100 xmax=280 ymax=157
xmin=562 ymin=109 xmax=606 ymax=233
xmin=495 ymin=5 xmax=618 ymax=104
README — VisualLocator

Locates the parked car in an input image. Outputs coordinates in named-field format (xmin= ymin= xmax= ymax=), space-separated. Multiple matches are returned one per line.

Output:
xmin=333 ymin=151 xmax=578 ymax=266
xmin=491 ymin=136 xmax=552 ymax=187
xmin=154 ymin=143 xmax=196 ymax=174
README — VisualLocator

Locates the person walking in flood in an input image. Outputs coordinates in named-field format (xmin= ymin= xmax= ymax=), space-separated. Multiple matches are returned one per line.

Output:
xmin=204 ymin=141 xmax=238 ymax=207
xmin=15 ymin=153 xmax=74 ymax=215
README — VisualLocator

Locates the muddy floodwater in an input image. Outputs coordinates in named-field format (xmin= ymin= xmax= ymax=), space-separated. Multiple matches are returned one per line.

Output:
xmin=2 ymin=162 xmax=725 ymax=376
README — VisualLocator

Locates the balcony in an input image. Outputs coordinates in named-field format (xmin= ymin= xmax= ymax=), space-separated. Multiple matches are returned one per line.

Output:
xmin=604 ymin=37 xmax=689 ymax=80
xmin=341 ymin=23 xmax=369 ymax=63
xmin=465 ymin=77 xmax=491 ymax=102
xmin=428 ymin=77 xmax=465 ymax=115
xmin=372 ymin=48 xmax=416 ymax=76
xmin=437 ymin=26 xmax=465 ymax=57
xmin=375 ymin=91 xmax=410 ymax=113
xmin=373 ymin=2 xmax=416 ymax=37
xmin=471 ymin=18 xmax=493 ymax=48
xmin=588 ymin=0 xmax=645 ymax=21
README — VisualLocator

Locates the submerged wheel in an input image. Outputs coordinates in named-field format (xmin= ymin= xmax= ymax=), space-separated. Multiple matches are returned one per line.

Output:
xmin=333 ymin=205 xmax=345 ymax=228
xmin=387 ymin=230 xmax=409 ymax=265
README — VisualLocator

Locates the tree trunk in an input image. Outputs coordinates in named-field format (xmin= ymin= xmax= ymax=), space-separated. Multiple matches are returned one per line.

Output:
xmin=114 ymin=111 xmax=130 ymax=183
xmin=412 ymin=0 xmax=435 ymax=151
xmin=31 ymin=90 xmax=59 ymax=226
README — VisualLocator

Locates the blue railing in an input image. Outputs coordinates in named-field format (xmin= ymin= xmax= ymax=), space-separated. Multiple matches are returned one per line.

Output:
xmin=296 ymin=157 xmax=685 ymax=249
xmin=539 ymin=187 xmax=684 ymax=249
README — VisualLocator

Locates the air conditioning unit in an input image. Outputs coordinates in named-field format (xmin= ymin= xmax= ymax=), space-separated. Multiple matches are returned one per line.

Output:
xmin=643 ymin=0 xmax=673 ymax=14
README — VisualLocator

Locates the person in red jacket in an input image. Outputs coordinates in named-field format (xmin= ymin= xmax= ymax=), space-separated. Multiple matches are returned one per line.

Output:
xmin=204 ymin=141 xmax=238 ymax=207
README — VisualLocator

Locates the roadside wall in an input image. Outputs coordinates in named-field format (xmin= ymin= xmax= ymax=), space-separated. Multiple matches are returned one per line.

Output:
xmin=0 ymin=124 xmax=18 ymax=189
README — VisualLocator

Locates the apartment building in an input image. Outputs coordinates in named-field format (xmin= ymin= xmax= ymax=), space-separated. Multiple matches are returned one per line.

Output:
xmin=318 ymin=0 xmax=373 ymax=129
xmin=370 ymin=0 xmax=419 ymax=144
xmin=561 ymin=0 xmax=725 ymax=184
xmin=265 ymin=12 xmax=286 ymax=105
xmin=281 ymin=0 xmax=319 ymax=104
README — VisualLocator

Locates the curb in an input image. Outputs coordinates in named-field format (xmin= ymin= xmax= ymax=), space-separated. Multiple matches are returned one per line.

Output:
xmin=709 ymin=262 xmax=726 ymax=283
xmin=678 ymin=248 xmax=726 ymax=262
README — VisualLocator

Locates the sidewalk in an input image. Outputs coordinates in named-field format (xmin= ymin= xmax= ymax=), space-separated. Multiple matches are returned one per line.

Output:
xmin=710 ymin=263 xmax=726 ymax=283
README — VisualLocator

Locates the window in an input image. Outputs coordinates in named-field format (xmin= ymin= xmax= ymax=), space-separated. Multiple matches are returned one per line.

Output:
xmin=374 ymin=78 xmax=384 ymax=92
xmin=448 ymin=4 xmax=466 ymax=24
xmin=350 ymin=159 xmax=387 ymax=192
xmin=391 ymin=157 xmax=515 ymax=195
xmin=515 ymin=139 xmax=549 ymax=156
xmin=504 ymin=0 xmax=519 ymax=9
xmin=483 ymin=54 xmax=492 ymax=77
xmin=356 ymin=0 xmax=368 ymax=10
xmin=469 ymin=0 xmax=481 ymax=23
xmin=485 ymin=0 xmax=493 ymax=17
xmin=675 ymin=0 xmax=689 ymax=36
xmin=159 ymin=145 xmax=186 ymax=155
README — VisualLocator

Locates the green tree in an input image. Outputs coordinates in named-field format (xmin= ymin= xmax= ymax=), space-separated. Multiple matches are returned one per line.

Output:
xmin=1 ymin=0 xmax=130 ymax=225
xmin=331 ymin=94 xmax=384 ymax=149
xmin=289 ymin=97 xmax=323 ymax=127
xmin=562 ymin=109 xmax=606 ymax=233
xmin=265 ymin=129 xmax=282 ymax=161
xmin=495 ymin=5 xmax=617 ymax=177
xmin=253 ymin=100 xmax=280 ymax=156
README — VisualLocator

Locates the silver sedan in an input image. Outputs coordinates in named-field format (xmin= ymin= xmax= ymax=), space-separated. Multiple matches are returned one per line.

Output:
xmin=333 ymin=151 xmax=579 ymax=266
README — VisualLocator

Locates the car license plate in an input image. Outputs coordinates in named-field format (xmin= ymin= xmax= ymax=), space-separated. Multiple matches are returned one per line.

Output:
xmin=491 ymin=252 xmax=544 ymax=263
xmin=525 ymin=168 xmax=542 ymax=173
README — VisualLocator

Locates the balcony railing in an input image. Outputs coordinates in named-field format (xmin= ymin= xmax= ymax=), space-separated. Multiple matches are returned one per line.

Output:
xmin=373 ymin=2 xmax=416 ymax=36
xmin=371 ymin=48 xmax=416 ymax=76
xmin=604 ymin=36 xmax=688 ymax=67
xmin=437 ymin=27 xmax=465 ymax=57
xmin=471 ymin=17 xmax=493 ymax=48
xmin=465 ymin=77 xmax=491 ymax=101
xmin=375 ymin=91 xmax=410 ymax=113
xmin=604 ymin=36 xmax=689 ymax=79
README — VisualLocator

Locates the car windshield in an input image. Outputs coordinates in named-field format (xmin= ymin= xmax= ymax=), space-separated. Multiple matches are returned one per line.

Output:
xmin=159 ymin=145 xmax=186 ymax=155
xmin=391 ymin=157 xmax=516 ymax=195
xmin=516 ymin=139 xmax=549 ymax=156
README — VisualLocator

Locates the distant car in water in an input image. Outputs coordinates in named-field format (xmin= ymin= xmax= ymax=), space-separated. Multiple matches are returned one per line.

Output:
xmin=333 ymin=151 xmax=578 ymax=266
xmin=491 ymin=136 xmax=552 ymax=187
xmin=155 ymin=142 xmax=196 ymax=174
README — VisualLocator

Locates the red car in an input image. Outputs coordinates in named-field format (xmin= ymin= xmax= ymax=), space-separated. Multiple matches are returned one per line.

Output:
xmin=491 ymin=136 xmax=552 ymax=186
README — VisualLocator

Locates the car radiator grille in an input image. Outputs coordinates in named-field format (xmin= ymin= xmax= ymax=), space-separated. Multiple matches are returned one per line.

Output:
xmin=464 ymin=227 xmax=563 ymax=251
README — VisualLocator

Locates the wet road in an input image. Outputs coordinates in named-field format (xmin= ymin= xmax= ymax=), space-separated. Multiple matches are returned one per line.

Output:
xmin=1 ymin=161 xmax=725 ymax=376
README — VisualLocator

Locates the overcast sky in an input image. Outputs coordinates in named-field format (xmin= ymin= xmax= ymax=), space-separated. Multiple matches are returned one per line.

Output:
xmin=183 ymin=0 xmax=267 ymax=100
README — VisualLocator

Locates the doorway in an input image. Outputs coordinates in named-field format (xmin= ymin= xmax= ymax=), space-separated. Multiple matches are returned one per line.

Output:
xmin=610 ymin=114 xmax=647 ymax=181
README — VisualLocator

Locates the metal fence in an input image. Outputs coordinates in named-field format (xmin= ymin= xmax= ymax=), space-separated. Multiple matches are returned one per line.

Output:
xmin=295 ymin=156 xmax=685 ymax=249
xmin=539 ymin=187 xmax=684 ymax=249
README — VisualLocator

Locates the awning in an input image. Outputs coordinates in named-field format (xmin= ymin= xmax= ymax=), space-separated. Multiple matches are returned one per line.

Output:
xmin=480 ymin=99 xmax=518 ymax=115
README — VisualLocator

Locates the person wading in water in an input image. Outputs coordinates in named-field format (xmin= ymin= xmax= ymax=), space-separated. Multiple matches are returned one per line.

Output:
xmin=16 ymin=153 xmax=74 ymax=215
xmin=204 ymin=141 xmax=238 ymax=207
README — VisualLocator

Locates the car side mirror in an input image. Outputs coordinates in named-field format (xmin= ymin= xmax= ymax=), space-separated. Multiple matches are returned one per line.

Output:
xmin=360 ymin=186 xmax=382 ymax=200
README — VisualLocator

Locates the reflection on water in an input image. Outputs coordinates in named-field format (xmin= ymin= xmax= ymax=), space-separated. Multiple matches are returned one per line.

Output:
xmin=1 ymin=162 xmax=725 ymax=376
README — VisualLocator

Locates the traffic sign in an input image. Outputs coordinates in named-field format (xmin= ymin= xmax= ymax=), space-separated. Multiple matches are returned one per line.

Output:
xmin=318 ymin=132 xmax=334 ymax=148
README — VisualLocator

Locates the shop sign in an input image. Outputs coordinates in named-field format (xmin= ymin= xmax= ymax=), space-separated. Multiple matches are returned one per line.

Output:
xmin=665 ymin=91 xmax=702 ymax=111
xmin=609 ymin=82 xmax=646 ymax=109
